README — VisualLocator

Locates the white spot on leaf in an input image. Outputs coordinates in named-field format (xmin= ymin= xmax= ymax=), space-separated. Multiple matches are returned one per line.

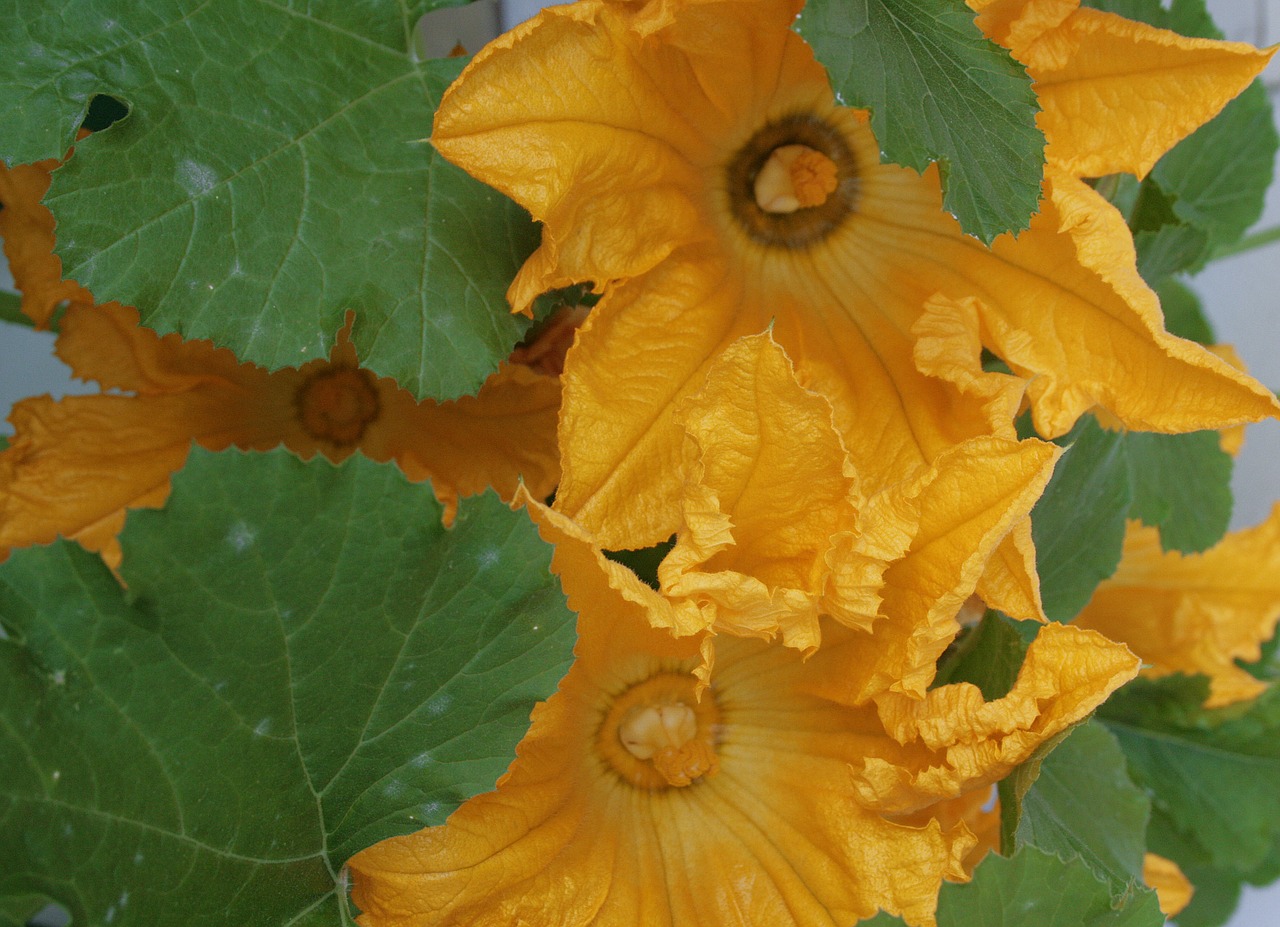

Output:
xmin=226 ymin=521 xmax=256 ymax=552
xmin=426 ymin=693 xmax=453 ymax=716
xmin=176 ymin=159 xmax=217 ymax=196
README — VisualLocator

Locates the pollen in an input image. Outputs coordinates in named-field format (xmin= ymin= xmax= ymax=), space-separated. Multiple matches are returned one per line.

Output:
xmin=754 ymin=144 xmax=839 ymax=213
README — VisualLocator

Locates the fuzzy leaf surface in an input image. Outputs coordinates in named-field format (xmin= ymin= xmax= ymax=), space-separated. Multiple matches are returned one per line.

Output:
xmin=1013 ymin=722 xmax=1151 ymax=896
xmin=0 ymin=449 xmax=577 ymax=925
xmin=1101 ymin=676 xmax=1280 ymax=873
xmin=0 ymin=2 xmax=539 ymax=400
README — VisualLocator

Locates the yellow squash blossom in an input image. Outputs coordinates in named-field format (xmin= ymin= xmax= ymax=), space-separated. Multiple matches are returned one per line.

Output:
xmin=526 ymin=332 xmax=1057 ymax=701
xmin=0 ymin=301 xmax=563 ymax=568
xmin=1075 ymin=509 xmax=1280 ymax=708
xmin=430 ymin=0 xmax=1277 ymax=556
xmin=348 ymin=502 xmax=1139 ymax=927
xmin=1 ymin=154 xmax=567 ymax=568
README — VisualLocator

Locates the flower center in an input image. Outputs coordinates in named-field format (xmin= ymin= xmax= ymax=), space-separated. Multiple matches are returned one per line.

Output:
xmin=599 ymin=672 xmax=720 ymax=790
xmin=726 ymin=112 xmax=859 ymax=249
xmin=295 ymin=365 xmax=380 ymax=446
xmin=753 ymin=144 xmax=839 ymax=213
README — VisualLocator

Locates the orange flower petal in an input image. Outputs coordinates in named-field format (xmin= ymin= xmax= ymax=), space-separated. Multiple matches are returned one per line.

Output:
xmin=973 ymin=0 xmax=1273 ymax=178
xmin=0 ymin=153 xmax=93 ymax=326
xmin=916 ymin=175 xmax=1280 ymax=439
xmin=548 ymin=334 xmax=1053 ymax=682
xmin=0 ymin=392 xmax=192 ymax=569
xmin=1143 ymin=853 xmax=1194 ymax=918
xmin=1075 ymin=510 xmax=1280 ymax=708
xmin=836 ymin=437 xmax=1060 ymax=703
xmin=847 ymin=623 xmax=1140 ymax=813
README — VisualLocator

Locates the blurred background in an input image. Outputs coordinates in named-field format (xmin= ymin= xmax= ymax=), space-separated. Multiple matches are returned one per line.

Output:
xmin=1 ymin=0 xmax=1277 ymax=924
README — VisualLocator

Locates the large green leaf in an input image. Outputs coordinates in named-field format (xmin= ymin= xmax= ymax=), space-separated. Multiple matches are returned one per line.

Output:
xmin=1085 ymin=0 xmax=1218 ymax=35
xmin=936 ymin=848 xmax=1163 ymax=927
xmin=0 ymin=2 xmax=540 ymax=401
xmin=795 ymin=0 xmax=1044 ymax=243
xmin=860 ymin=848 xmax=1163 ymax=926
xmin=1169 ymin=831 xmax=1280 ymax=927
xmin=1101 ymin=676 xmax=1280 ymax=874
xmin=1124 ymin=430 xmax=1232 ymax=554
xmin=1031 ymin=416 xmax=1233 ymax=620
xmin=0 ymin=449 xmax=577 ymax=925
xmin=1154 ymin=277 xmax=1215 ymax=345
xmin=1011 ymin=722 xmax=1151 ymax=896
xmin=1155 ymin=82 xmax=1277 ymax=264
xmin=1032 ymin=418 xmax=1131 ymax=622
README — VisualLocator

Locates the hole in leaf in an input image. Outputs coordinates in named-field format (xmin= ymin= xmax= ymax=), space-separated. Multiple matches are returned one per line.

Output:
xmin=81 ymin=94 xmax=129 ymax=133
xmin=26 ymin=901 xmax=70 ymax=927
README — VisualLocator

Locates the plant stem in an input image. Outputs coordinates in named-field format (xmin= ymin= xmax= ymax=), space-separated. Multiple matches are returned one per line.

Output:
xmin=1214 ymin=224 xmax=1280 ymax=260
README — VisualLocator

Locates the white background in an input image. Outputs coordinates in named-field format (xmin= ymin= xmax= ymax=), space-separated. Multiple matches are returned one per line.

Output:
xmin=2 ymin=0 xmax=1278 ymax=924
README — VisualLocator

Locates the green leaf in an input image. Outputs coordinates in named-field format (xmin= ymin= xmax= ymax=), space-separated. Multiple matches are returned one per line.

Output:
xmin=1101 ymin=676 xmax=1280 ymax=873
xmin=932 ymin=610 xmax=1035 ymax=699
xmin=1011 ymin=722 xmax=1151 ymax=896
xmin=1124 ymin=430 xmax=1232 ymax=553
xmin=1154 ymin=277 xmax=1215 ymax=345
xmin=0 ymin=290 xmax=31 ymax=328
xmin=855 ymin=849 xmax=1164 ymax=926
xmin=998 ymin=726 xmax=1074 ymax=857
xmin=1083 ymin=0 xmax=1220 ymax=40
xmin=0 ymin=895 xmax=55 ymax=927
xmin=1135 ymin=222 xmax=1211 ymax=281
xmin=935 ymin=847 xmax=1164 ymax=927
xmin=0 ymin=448 xmax=577 ymax=925
xmin=855 ymin=914 xmax=909 ymax=927
xmin=1171 ymin=832 xmax=1280 ymax=927
xmin=1032 ymin=418 xmax=1131 ymax=622
xmin=1156 ymin=82 xmax=1278 ymax=265
xmin=1030 ymin=416 xmax=1233 ymax=616
xmin=794 ymin=0 xmax=1044 ymax=243
xmin=1 ymin=4 xmax=540 ymax=401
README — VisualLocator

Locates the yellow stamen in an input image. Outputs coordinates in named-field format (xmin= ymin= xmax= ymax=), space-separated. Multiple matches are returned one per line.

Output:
xmin=651 ymin=740 xmax=719 ymax=788
xmin=753 ymin=144 xmax=839 ymax=214
xmin=616 ymin=700 xmax=716 ymax=787
xmin=619 ymin=703 xmax=698 ymax=759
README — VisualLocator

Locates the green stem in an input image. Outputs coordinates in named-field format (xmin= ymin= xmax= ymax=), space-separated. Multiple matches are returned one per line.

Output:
xmin=1214 ymin=224 xmax=1280 ymax=260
